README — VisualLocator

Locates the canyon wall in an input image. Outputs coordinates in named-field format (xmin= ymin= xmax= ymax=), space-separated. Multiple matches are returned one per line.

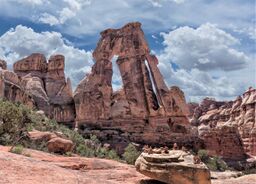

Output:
xmin=190 ymin=87 xmax=256 ymax=158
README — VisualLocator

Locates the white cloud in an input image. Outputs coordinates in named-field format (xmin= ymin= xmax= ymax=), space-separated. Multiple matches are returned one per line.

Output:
xmin=157 ymin=23 xmax=255 ymax=102
xmin=159 ymin=23 xmax=249 ymax=71
xmin=0 ymin=25 xmax=93 ymax=88
xmin=10 ymin=0 xmax=46 ymax=6
xmin=37 ymin=0 xmax=91 ymax=26
xmin=148 ymin=0 xmax=185 ymax=7
xmin=0 ymin=0 xmax=254 ymax=41
xmin=38 ymin=13 xmax=60 ymax=26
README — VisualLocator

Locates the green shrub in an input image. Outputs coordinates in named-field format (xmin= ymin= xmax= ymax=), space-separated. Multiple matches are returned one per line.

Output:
xmin=122 ymin=143 xmax=141 ymax=165
xmin=197 ymin=149 xmax=227 ymax=171
xmin=10 ymin=145 xmax=24 ymax=154
xmin=76 ymin=143 xmax=95 ymax=157
xmin=198 ymin=149 xmax=209 ymax=162
xmin=107 ymin=150 xmax=119 ymax=160
xmin=204 ymin=156 xmax=227 ymax=171
xmin=0 ymin=100 xmax=32 ymax=145
xmin=65 ymin=151 xmax=72 ymax=157
xmin=0 ymin=99 xmax=120 ymax=161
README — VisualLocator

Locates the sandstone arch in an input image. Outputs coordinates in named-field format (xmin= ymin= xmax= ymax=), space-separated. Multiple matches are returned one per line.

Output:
xmin=74 ymin=22 xmax=195 ymax=150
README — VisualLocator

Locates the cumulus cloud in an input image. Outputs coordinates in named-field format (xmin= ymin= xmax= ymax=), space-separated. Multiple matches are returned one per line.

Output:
xmin=157 ymin=23 xmax=255 ymax=102
xmin=37 ymin=0 xmax=91 ymax=26
xmin=159 ymin=23 xmax=249 ymax=71
xmin=0 ymin=0 xmax=253 ymax=40
xmin=0 ymin=25 xmax=93 ymax=88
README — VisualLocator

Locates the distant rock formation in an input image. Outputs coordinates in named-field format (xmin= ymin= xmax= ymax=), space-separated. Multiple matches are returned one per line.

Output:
xmin=190 ymin=87 xmax=256 ymax=157
xmin=74 ymin=22 xmax=198 ymax=152
xmin=0 ymin=53 xmax=75 ymax=126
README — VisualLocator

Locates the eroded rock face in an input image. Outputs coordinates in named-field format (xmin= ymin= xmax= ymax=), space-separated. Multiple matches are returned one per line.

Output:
xmin=135 ymin=150 xmax=211 ymax=184
xmin=198 ymin=124 xmax=246 ymax=160
xmin=9 ymin=53 xmax=75 ymax=126
xmin=0 ymin=69 xmax=34 ymax=107
xmin=191 ymin=87 xmax=256 ymax=156
xmin=74 ymin=22 xmax=197 ymax=151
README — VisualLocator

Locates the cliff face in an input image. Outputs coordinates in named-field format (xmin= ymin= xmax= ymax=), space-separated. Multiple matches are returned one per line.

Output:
xmin=2 ymin=53 xmax=75 ymax=126
xmin=74 ymin=22 xmax=197 ymax=152
xmin=190 ymin=87 xmax=256 ymax=157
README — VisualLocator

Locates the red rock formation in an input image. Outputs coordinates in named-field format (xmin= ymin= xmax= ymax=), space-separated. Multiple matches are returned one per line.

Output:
xmin=13 ymin=53 xmax=47 ymax=78
xmin=191 ymin=87 xmax=256 ymax=157
xmin=198 ymin=124 xmax=246 ymax=160
xmin=0 ymin=59 xmax=7 ymax=70
xmin=11 ymin=53 xmax=75 ymax=126
xmin=74 ymin=22 xmax=197 ymax=151
xmin=0 ymin=69 xmax=34 ymax=108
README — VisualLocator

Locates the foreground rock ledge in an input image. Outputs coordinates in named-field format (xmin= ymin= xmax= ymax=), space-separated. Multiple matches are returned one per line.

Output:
xmin=135 ymin=150 xmax=211 ymax=184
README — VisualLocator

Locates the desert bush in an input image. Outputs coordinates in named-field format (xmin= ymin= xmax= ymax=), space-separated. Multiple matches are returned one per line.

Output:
xmin=122 ymin=143 xmax=141 ymax=165
xmin=198 ymin=149 xmax=210 ymax=162
xmin=0 ymin=99 xmax=120 ymax=160
xmin=197 ymin=149 xmax=227 ymax=171
xmin=0 ymin=100 xmax=32 ymax=145
xmin=10 ymin=145 xmax=24 ymax=154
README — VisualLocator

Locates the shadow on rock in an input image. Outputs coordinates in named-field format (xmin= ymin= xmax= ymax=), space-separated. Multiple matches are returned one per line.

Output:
xmin=140 ymin=179 xmax=167 ymax=184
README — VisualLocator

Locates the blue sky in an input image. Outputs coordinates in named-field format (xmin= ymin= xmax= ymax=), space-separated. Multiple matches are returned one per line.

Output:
xmin=0 ymin=0 xmax=255 ymax=102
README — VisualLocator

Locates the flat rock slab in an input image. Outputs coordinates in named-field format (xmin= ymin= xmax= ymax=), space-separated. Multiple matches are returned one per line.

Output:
xmin=135 ymin=150 xmax=211 ymax=184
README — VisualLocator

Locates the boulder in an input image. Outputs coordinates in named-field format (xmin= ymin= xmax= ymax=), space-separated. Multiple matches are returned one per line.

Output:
xmin=135 ymin=150 xmax=211 ymax=184
xmin=28 ymin=130 xmax=57 ymax=142
xmin=47 ymin=137 xmax=74 ymax=153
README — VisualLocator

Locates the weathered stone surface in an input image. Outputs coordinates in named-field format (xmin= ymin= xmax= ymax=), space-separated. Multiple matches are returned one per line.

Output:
xmin=74 ymin=22 xmax=198 ymax=151
xmin=0 ymin=69 xmax=34 ymax=107
xmin=21 ymin=74 xmax=50 ymax=114
xmin=13 ymin=53 xmax=47 ymax=78
xmin=198 ymin=124 xmax=246 ymax=160
xmin=28 ymin=130 xmax=57 ymax=142
xmin=190 ymin=87 xmax=256 ymax=156
xmin=29 ymin=130 xmax=73 ymax=153
xmin=0 ymin=59 xmax=7 ymax=69
xmin=12 ymin=53 xmax=75 ymax=126
xmin=0 ymin=145 xmax=149 ymax=184
xmin=47 ymin=137 xmax=74 ymax=153
xmin=135 ymin=150 xmax=211 ymax=184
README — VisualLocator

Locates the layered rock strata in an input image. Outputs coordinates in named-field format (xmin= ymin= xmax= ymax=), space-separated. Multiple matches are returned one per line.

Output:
xmin=135 ymin=150 xmax=211 ymax=184
xmin=74 ymin=22 xmax=198 ymax=152
xmin=1 ymin=53 xmax=75 ymax=126
xmin=0 ymin=68 xmax=34 ymax=108
xmin=190 ymin=87 xmax=256 ymax=156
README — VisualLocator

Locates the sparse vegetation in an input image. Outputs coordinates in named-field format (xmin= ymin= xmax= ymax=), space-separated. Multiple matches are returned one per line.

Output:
xmin=198 ymin=149 xmax=227 ymax=171
xmin=10 ymin=145 xmax=24 ymax=154
xmin=122 ymin=143 xmax=141 ymax=164
xmin=0 ymin=99 xmax=120 ymax=160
